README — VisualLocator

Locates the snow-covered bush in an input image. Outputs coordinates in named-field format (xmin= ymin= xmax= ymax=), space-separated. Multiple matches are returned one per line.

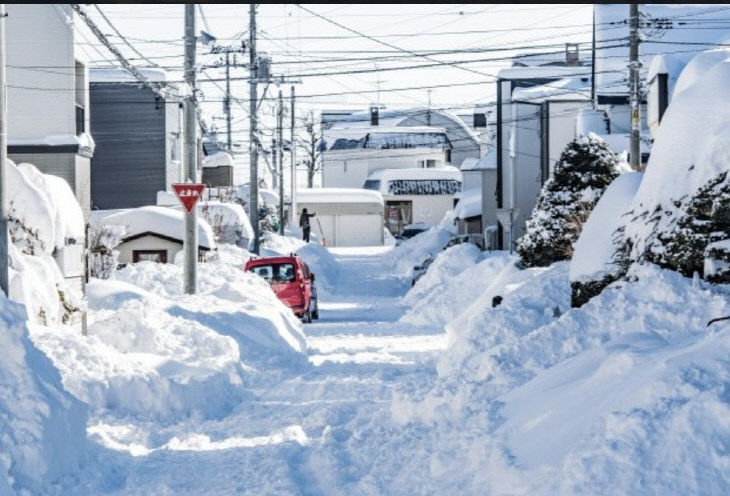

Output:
xmin=646 ymin=170 xmax=730 ymax=278
xmin=615 ymin=50 xmax=730 ymax=284
xmin=87 ymin=223 xmax=125 ymax=279
xmin=517 ymin=134 xmax=620 ymax=268
xmin=570 ymin=172 xmax=642 ymax=307
xmin=705 ymin=239 xmax=730 ymax=283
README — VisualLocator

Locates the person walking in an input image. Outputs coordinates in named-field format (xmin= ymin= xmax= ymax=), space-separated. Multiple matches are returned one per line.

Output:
xmin=299 ymin=208 xmax=316 ymax=242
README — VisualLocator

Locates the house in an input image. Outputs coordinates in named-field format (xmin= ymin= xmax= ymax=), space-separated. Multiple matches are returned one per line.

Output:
xmin=95 ymin=206 xmax=215 ymax=265
xmin=89 ymin=68 xmax=182 ymax=210
xmin=322 ymin=106 xmax=486 ymax=171
xmin=321 ymin=126 xmax=452 ymax=188
xmin=363 ymin=166 xmax=462 ymax=235
xmin=493 ymin=49 xmax=592 ymax=248
xmin=6 ymin=4 xmax=95 ymax=216
xmin=296 ymin=188 xmax=385 ymax=247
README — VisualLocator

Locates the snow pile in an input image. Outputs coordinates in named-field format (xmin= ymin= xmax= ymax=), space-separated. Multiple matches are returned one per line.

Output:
xmin=6 ymin=161 xmax=84 ymax=326
xmin=202 ymin=151 xmax=234 ymax=169
xmin=296 ymin=243 xmax=340 ymax=293
xmin=261 ymin=231 xmax=307 ymax=256
xmin=401 ymin=249 xmax=513 ymax=327
xmin=387 ymin=227 xmax=453 ymax=275
xmin=170 ymin=201 xmax=253 ymax=248
xmin=100 ymin=205 xmax=216 ymax=250
xmin=570 ymin=172 xmax=642 ymax=305
xmin=0 ymin=295 xmax=87 ymax=495
xmin=403 ymin=243 xmax=484 ymax=307
xmin=620 ymin=50 xmax=730 ymax=275
xmin=392 ymin=260 xmax=730 ymax=494
xmin=31 ymin=256 xmax=307 ymax=421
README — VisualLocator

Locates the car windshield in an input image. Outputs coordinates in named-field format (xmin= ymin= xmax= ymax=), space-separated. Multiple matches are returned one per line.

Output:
xmin=401 ymin=228 xmax=426 ymax=239
xmin=249 ymin=263 xmax=296 ymax=283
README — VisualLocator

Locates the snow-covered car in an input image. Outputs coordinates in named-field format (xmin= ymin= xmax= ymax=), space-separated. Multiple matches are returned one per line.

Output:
xmin=395 ymin=222 xmax=431 ymax=246
xmin=444 ymin=233 xmax=485 ymax=251
xmin=411 ymin=255 xmax=434 ymax=287
xmin=245 ymin=255 xmax=319 ymax=323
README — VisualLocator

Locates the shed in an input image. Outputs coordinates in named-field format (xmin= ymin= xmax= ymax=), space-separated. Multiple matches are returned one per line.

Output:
xmin=296 ymin=188 xmax=384 ymax=247
xmin=97 ymin=205 xmax=215 ymax=265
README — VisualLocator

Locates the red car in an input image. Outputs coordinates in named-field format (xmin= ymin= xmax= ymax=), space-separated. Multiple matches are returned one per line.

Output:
xmin=245 ymin=255 xmax=319 ymax=323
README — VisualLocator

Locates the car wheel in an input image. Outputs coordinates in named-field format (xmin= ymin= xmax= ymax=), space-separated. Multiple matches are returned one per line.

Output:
xmin=312 ymin=303 xmax=319 ymax=320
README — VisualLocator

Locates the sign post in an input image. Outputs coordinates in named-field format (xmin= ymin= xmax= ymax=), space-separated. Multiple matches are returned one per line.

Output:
xmin=173 ymin=183 xmax=205 ymax=294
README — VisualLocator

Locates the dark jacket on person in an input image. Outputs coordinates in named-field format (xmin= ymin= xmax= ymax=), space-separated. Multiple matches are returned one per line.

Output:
xmin=299 ymin=211 xmax=315 ymax=229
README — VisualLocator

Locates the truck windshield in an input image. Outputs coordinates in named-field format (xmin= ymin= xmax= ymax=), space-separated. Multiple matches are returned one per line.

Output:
xmin=249 ymin=263 xmax=296 ymax=283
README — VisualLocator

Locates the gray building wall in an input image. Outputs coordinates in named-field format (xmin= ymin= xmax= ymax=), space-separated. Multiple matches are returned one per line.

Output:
xmin=90 ymin=83 xmax=170 ymax=209
xmin=202 ymin=166 xmax=234 ymax=187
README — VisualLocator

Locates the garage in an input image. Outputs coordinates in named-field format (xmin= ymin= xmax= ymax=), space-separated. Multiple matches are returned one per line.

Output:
xmin=296 ymin=188 xmax=385 ymax=247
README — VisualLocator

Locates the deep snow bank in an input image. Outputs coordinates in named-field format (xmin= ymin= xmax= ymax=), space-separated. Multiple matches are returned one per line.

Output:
xmin=31 ymin=253 xmax=308 ymax=421
xmin=622 ymin=50 xmax=730 ymax=266
xmin=401 ymin=249 xmax=513 ymax=327
xmin=392 ymin=261 xmax=730 ymax=495
xmin=387 ymin=227 xmax=453 ymax=276
xmin=0 ymin=295 xmax=87 ymax=495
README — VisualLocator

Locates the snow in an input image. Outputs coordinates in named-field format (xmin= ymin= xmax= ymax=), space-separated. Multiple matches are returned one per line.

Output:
xmin=296 ymin=187 xmax=384 ymax=205
xmin=170 ymin=201 xmax=253 ymax=247
xmin=387 ymin=226 xmax=453 ymax=275
xmin=98 ymin=205 xmax=217 ymax=250
xmin=202 ymin=151 xmax=234 ymax=169
xmin=511 ymin=76 xmax=591 ymax=102
xmin=623 ymin=50 xmax=730 ymax=259
xmin=570 ymin=171 xmax=643 ymax=283
xmin=453 ymin=189 xmax=482 ymax=219
xmin=459 ymin=157 xmax=479 ymax=171
xmin=0 ymin=295 xmax=87 ymax=495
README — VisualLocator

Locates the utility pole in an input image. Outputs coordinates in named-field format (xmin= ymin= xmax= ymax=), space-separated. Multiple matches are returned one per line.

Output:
xmin=183 ymin=4 xmax=198 ymax=294
xmin=277 ymin=89 xmax=284 ymax=235
xmin=249 ymin=4 xmax=260 ymax=254
xmin=290 ymin=85 xmax=297 ymax=228
xmin=224 ymin=51 xmax=232 ymax=150
xmin=271 ymin=136 xmax=277 ymax=191
xmin=427 ymin=89 xmax=432 ymax=126
xmin=629 ymin=3 xmax=641 ymax=171
xmin=0 ymin=4 xmax=7 ymax=296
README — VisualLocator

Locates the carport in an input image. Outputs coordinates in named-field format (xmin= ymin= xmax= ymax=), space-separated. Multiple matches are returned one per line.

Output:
xmin=296 ymin=188 xmax=385 ymax=247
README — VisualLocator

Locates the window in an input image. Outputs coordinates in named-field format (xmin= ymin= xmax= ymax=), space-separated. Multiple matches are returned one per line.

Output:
xmin=385 ymin=200 xmax=413 ymax=235
xmin=248 ymin=263 xmax=297 ymax=283
xmin=473 ymin=113 xmax=487 ymax=128
xmin=363 ymin=179 xmax=381 ymax=191
xmin=75 ymin=105 xmax=85 ymax=135
xmin=133 ymin=250 xmax=167 ymax=263
xmin=658 ymin=73 xmax=669 ymax=124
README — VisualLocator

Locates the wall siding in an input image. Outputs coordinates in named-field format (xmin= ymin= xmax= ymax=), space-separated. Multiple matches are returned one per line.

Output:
xmin=90 ymin=83 xmax=167 ymax=209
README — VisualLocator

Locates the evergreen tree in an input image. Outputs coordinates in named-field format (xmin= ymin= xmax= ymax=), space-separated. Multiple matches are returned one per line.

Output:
xmin=517 ymin=134 xmax=620 ymax=268
xmin=645 ymin=170 xmax=730 ymax=279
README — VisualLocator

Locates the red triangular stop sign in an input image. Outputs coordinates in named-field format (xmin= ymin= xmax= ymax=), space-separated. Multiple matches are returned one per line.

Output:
xmin=172 ymin=183 xmax=206 ymax=214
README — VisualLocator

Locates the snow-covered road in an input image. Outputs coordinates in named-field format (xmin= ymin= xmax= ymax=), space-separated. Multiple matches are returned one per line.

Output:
xmin=80 ymin=245 xmax=447 ymax=495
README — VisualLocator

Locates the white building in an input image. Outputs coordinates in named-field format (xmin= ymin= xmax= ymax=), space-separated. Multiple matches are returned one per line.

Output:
xmin=7 ymin=4 xmax=94 ymax=216
xmin=296 ymin=188 xmax=385 ymax=247
xmin=322 ymin=126 xmax=452 ymax=188
xmin=363 ymin=167 xmax=462 ymax=235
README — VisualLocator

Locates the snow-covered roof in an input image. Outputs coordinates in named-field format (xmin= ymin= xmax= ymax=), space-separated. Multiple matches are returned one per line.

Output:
xmin=497 ymin=65 xmax=588 ymax=81
xmin=202 ymin=151 xmax=234 ymax=169
xmin=297 ymin=188 xmax=384 ymax=205
xmin=323 ymin=107 xmax=484 ymax=147
xmin=98 ymin=205 xmax=216 ymax=249
xmin=511 ymin=76 xmax=591 ymax=103
xmin=454 ymin=189 xmax=482 ymax=220
xmin=474 ymin=150 xmax=497 ymax=170
xmin=459 ymin=157 xmax=479 ymax=171
xmin=367 ymin=166 xmax=462 ymax=182
xmin=90 ymin=67 xmax=169 ymax=83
